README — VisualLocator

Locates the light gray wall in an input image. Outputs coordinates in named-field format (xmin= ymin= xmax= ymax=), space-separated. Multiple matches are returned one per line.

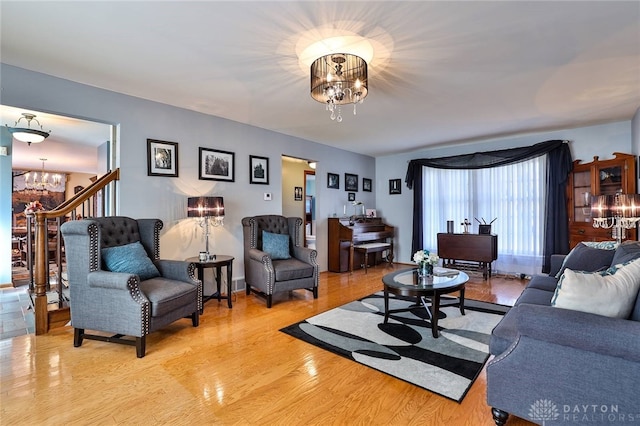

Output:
xmin=0 ymin=64 xmax=376 ymax=284
xmin=1 ymin=127 xmax=12 ymax=285
xmin=375 ymin=120 xmax=635 ymax=265
xmin=633 ymin=106 xmax=640 ymax=189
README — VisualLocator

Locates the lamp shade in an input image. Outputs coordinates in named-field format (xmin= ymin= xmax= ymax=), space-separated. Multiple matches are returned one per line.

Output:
xmin=187 ymin=196 xmax=224 ymax=218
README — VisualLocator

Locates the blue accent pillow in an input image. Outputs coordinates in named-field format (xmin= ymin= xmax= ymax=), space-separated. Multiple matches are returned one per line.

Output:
xmin=262 ymin=231 xmax=290 ymax=260
xmin=102 ymin=241 xmax=160 ymax=280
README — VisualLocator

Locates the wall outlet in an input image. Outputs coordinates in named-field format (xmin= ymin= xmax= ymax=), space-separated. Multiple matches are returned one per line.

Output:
xmin=264 ymin=192 xmax=272 ymax=201
xmin=0 ymin=146 xmax=7 ymax=156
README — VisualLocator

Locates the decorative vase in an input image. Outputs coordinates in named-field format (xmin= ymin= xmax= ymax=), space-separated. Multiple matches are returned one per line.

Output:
xmin=418 ymin=262 xmax=433 ymax=278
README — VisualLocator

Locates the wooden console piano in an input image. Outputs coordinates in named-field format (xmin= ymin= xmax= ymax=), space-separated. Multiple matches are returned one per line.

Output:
xmin=328 ymin=217 xmax=394 ymax=273
xmin=437 ymin=233 xmax=498 ymax=280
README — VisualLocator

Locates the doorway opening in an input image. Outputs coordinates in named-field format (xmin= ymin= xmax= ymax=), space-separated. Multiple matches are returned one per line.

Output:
xmin=281 ymin=156 xmax=316 ymax=248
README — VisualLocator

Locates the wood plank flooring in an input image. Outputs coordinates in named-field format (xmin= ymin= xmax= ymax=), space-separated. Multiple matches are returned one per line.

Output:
xmin=0 ymin=264 xmax=535 ymax=425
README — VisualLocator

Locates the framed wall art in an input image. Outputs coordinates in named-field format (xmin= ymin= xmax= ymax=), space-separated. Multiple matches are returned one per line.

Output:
xmin=294 ymin=186 xmax=303 ymax=201
xmin=345 ymin=173 xmax=358 ymax=191
xmin=147 ymin=139 xmax=178 ymax=177
xmin=363 ymin=178 xmax=372 ymax=192
xmin=249 ymin=155 xmax=269 ymax=184
xmin=389 ymin=179 xmax=402 ymax=194
xmin=348 ymin=192 xmax=356 ymax=202
xmin=327 ymin=172 xmax=339 ymax=189
xmin=199 ymin=147 xmax=235 ymax=182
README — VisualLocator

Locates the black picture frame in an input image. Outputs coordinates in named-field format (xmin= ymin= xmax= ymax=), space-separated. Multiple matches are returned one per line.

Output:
xmin=249 ymin=155 xmax=269 ymax=184
xmin=294 ymin=186 xmax=303 ymax=201
xmin=147 ymin=139 xmax=178 ymax=177
xmin=345 ymin=173 xmax=358 ymax=191
xmin=363 ymin=178 xmax=372 ymax=192
xmin=327 ymin=172 xmax=339 ymax=189
xmin=389 ymin=179 xmax=402 ymax=194
xmin=348 ymin=192 xmax=356 ymax=202
xmin=199 ymin=147 xmax=235 ymax=182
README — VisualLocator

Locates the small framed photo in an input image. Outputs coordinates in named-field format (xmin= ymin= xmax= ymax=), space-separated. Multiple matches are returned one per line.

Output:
xmin=147 ymin=139 xmax=178 ymax=177
xmin=327 ymin=173 xmax=339 ymax=189
xmin=389 ymin=179 xmax=402 ymax=194
xmin=249 ymin=155 xmax=269 ymax=185
xmin=348 ymin=192 xmax=356 ymax=202
xmin=294 ymin=186 xmax=303 ymax=201
xmin=366 ymin=209 xmax=377 ymax=217
xmin=363 ymin=178 xmax=372 ymax=192
xmin=199 ymin=147 xmax=235 ymax=182
xmin=345 ymin=173 xmax=358 ymax=191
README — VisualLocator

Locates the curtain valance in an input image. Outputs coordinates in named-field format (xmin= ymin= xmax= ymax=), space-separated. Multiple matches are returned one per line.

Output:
xmin=405 ymin=139 xmax=567 ymax=189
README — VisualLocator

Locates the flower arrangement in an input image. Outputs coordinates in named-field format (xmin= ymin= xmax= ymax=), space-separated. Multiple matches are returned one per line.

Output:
xmin=24 ymin=200 xmax=45 ymax=215
xmin=413 ymin=249 xmax=439 ymax=266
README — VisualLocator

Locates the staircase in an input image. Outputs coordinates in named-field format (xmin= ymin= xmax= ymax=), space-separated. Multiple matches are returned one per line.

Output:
xmin=31 ymin=169 xmax=119 ymax=335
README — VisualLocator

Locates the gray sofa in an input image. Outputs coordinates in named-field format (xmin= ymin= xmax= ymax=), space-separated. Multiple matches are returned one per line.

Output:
xmin=487 ymin=241 xmax=640 ymax=425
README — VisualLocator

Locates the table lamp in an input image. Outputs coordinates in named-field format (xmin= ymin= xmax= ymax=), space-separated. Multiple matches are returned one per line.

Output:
xmin=592 ymin=193 xmax=640 ymax=244
xmin=187 ymin=196 xmax=224 ymax=259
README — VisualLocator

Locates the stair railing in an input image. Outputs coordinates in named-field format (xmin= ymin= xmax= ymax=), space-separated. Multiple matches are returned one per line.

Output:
xmin=32 ymin=168 xmax=119 ymax=335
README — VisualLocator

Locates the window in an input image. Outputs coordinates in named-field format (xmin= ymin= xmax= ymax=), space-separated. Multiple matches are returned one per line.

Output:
xmin=422 ymin=155 xmax=546 ymax=275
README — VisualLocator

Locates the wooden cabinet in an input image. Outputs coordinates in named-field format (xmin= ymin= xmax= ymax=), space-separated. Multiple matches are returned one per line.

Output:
xmin=436 ymin=233 xmax=498 ymax=280
xmin=568 ymin=152 xmax=637 ymax=248
xmin=328 ymin=217 xmax=394 ymax=272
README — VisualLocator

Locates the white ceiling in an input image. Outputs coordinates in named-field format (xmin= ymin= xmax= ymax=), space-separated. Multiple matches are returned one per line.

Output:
xmin=1 ymin=1 xmax=639 ymax=161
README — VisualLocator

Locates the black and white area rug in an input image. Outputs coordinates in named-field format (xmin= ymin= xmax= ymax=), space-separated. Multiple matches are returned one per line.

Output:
xmin=280 ymin=292 xmax=509 ymax=402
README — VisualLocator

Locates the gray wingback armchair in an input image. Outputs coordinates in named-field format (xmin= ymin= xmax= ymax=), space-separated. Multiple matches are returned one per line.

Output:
xmin=61 ymin=216 xmax=202 ymax=358
xmin=242 ymin=215 xmax=318 ymax=308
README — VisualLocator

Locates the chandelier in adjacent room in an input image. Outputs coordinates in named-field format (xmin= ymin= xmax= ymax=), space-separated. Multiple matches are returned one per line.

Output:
xmin=310 ymin=53 xmax=368 ymax=122
xmin=24 ymin=158 xmax=62 ymax=191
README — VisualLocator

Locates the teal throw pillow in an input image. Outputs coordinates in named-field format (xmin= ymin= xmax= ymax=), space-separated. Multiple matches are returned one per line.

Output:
xmin=102 ymin=241 xmax=160 ymax=280
xmin=262 ymin=231 xmax=290 ymax=260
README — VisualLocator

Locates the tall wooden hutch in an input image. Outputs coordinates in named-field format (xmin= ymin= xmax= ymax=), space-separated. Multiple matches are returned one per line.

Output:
xmin=568 ymin=152 xmax=637 ymax=248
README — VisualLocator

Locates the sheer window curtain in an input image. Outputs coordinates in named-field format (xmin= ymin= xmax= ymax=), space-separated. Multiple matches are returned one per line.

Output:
xmin=422 ymin=156 xmax=547 ymax=276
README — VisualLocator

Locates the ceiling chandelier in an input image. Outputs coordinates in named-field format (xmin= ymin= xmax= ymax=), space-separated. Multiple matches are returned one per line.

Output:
xmin=6 ymin=113 xmax=51 ymax=145
xmin=310 ymin=53 xmax=368 ymax=122
xmin=24 ymin=158 xmax=62 ymax=192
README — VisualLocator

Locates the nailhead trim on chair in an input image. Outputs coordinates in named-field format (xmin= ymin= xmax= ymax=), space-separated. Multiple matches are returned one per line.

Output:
xmin=152 ymin=220 xmax=162 ymax=260
xmin=188 ymin=262 xmax=203 ymax=311
xmin=88 ymin=223 xmax=100 ymax=272
xmin=126 ymin=276 xmax=150 ymax=335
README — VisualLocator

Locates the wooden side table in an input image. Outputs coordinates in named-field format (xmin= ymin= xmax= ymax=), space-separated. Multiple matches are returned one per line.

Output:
xmin=186 ymin=255 xmax=234 ymax=309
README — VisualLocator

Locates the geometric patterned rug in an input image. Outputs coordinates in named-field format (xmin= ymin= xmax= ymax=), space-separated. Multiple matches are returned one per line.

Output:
xmin=280 ymin=292 xmax=509 ymax=402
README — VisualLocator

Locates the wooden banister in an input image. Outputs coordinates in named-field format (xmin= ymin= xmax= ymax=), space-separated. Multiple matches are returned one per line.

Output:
xmin=33 ymin=168 xmax=119 ymax=335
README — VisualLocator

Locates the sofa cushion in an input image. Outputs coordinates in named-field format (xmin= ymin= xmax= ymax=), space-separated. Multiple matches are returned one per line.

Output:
xmin=101 ymin=241 xmax=160 ymax=281
xmin=262 ymin=231 xmax=291 ymax=260
xmin=515 ymin=287 xmax=555 ymax=306
xmin=526 ymin=275 xmax=559 ymax=292
xmin=139 ymin=278 xmax=197 ymax=317
xmin=583 ymin=240 xmax=619 ymax=250
xmin=551 ymin=258 xmax=640 ymax=319
xmin=273 ymin=258 xmax=314 ymax=281
xmin=555 ymin=242 xmax=615 ymax=278
xmin=611 ymin=240 xmax=640 ymax=266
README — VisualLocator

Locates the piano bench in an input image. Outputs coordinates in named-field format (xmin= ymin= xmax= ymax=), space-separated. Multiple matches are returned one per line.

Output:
xmin=351 ymin=242 xmax=393 ymax=274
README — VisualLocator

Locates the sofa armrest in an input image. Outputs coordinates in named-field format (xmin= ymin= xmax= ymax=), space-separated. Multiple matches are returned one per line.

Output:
xmin=88 ymin=270 xmax=139 ymax=290
xmin=516 ymin=303 xmax=640 ymax=363
xmin=291 ymin=246 xmax=317 ymax=265
xmin=156 ymin=259 xmax=198 ymax=284
xmin=548 ymin=254 xmax=566 ymax=277
xmin=248 ymin=248 xmax=271 ymax=263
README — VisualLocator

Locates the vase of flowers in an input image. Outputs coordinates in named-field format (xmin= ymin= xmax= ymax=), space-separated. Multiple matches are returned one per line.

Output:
xmin=413 ymin=249 xmax=439 ymax=278
xmin=24 ymin=200 xmax=45 ymax=215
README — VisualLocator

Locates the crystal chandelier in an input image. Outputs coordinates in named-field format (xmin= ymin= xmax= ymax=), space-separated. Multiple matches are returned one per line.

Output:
xmin=6 ymin=113 xmax=50 ymax=145
xmin=24 ymin=158 xmax=62 ymax=191
xmin=310 ymin=53 xmax=368 ymax=122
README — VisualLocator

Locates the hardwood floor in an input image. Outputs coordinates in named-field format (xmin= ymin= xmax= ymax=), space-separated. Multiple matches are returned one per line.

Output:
xmin=0 ymin=264 xmax=535 ymax=425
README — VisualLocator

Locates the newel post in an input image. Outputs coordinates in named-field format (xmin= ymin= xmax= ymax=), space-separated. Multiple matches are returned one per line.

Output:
xmin=34 ymin=211 xmax=49 ymax=335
